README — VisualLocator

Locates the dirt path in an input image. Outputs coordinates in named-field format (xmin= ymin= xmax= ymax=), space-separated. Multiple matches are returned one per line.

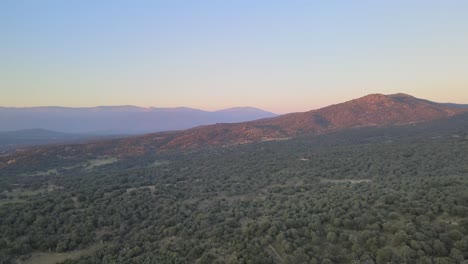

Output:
xmin=268 ymin=244 xmax=285 ymax=264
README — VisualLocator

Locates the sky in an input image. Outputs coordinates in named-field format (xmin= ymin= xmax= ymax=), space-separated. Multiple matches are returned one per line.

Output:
xmin=1 ymin=0 xmax=468 ymax=114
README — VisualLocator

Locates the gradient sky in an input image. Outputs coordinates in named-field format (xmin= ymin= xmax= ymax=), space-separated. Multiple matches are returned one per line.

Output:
xmin=1 ymin=0 xmax=468 ymax=113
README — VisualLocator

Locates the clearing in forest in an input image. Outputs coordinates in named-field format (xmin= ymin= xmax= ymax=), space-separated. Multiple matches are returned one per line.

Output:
xmin=15 ymin=243 xmax=107 ymax=264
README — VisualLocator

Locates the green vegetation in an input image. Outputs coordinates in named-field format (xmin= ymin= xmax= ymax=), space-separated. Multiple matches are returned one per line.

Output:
xmin=0 ymin=198 xmax=26 ymax=206
xmin=15 ymin=157 xmax=118 ymax=177
xmin=84 ymin=157 xmax=118 ymax=170
xmin=16 ymin=243 xmax=107 ymax=264
xmin=148 ymin=160 xmax=170 ymax=167
xmin=21 ymin=168 xmax=58 ymax=177
xmin=0 ymin=185 xmax=61 ymax=206
xmin=0 ymin=125 xmax=467 ymax=263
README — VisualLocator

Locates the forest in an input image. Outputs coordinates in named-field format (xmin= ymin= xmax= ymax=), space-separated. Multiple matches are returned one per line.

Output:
xmin=0 ymin=122 xmax=467 ymax=264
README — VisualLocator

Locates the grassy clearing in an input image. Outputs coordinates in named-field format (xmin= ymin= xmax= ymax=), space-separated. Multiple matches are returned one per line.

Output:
xmin=0 ymin=185 xmax=64 ymax=206
xmin=0 ymin=198 xmax=26 ymax=206
xmin=16 ymin=243 xmax=107 ymax=264
xmin=85 ymin=157 xmax=118 ymax=170
xmin=319 ymin=178 xmax=372 ymax=184
xmin=148 ymin=160 xmax=170 ymax=167
xmin=2 ymin=185 xmax=62 ymax=198
xmin=21 ymin=168 xmax=58 ymax=177
xmin=3 ymin=188 xmax=42 ymax=197
xmin=126 ymin=185 xmax=156 ymax=193
xmin=436 ymin=213 xmax=462 ymax=226
xmin=20 ymin=157 xmax=118 ymax=177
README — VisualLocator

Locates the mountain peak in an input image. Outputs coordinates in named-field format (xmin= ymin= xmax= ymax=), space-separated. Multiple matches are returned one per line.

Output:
xmin=388 ymin=93 xmax=414 ymax=98
xmin=355 ymin=93 xmax=415 ymax=101
xmin=352 ymin=93 xmax=392 ymax=104
xmin=344 ymin=93 xmax=435 ymax=110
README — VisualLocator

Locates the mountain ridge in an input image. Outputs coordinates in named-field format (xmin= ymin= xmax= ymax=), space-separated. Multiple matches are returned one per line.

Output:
xmin=1 ymin=93 xmax=467 ymax=166
xmin=0 ymin=105 xmax=273 ymax=113
xmin=0 ymin=106 xmax=277 ymax=134
xmin=154 ymin=93 xmax=466 ymax=150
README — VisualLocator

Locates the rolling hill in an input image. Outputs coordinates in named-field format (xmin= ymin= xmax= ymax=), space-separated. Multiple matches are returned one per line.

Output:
xmin=114 ymin=93 xmax=467 ymax=151
xmin=1 ymin=93 xmax=467 ymax=169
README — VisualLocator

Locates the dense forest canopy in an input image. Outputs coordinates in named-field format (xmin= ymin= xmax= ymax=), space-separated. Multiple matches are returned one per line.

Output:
xmin=0 ymin=117 xmax=467 ymax=264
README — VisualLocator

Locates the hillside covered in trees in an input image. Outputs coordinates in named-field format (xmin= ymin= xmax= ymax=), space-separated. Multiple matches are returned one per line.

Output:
xmin=0 ymin=114 xmax=467 ymax=263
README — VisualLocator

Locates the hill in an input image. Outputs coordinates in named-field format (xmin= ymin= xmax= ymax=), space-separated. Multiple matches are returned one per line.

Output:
xmin=0 ymin=98 xmax=467 ymax=263
xmin=96 ymin=93 xmax=468 ymax=151
xmin=0 ymin=106 xmax=277 ymax=134
xmin=1 ymin=93 xmax=467 ymax=169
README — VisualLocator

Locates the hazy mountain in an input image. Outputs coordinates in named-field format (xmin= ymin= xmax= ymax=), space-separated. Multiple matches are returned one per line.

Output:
xmin=2 ymin=93 xmax=467 ymax=165
xmin=443 ymin=103 xmax=468 ymax=108
xmin=0 ymin=129 xmax=116 ymax=152
xmin=0 ymin=106 xmax=277 ymax=134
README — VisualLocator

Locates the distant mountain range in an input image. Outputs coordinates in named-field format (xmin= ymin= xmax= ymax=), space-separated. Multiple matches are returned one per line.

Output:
xmin=0 ymin=106 xmax=277 ymax=134
xmin=0 ymin=129 xmax=117 ymax=152
xmin=443 ymin=103 xmax=468 ymax=108
xmin=2 ymin=93 xmax=467 ymax=165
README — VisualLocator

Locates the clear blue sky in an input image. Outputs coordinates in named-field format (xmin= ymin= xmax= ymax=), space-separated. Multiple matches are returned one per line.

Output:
xmin=1 ymin=0 xmax=468 ymax=113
